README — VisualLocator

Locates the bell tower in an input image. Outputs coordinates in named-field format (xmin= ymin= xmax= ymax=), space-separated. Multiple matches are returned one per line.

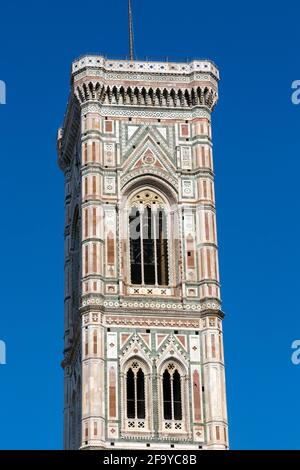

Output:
xmin=58 ymin=54 xmax=228 ymax=450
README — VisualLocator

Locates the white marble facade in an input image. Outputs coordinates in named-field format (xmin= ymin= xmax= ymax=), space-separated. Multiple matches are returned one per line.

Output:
xmin=58 ymin=56 xmax=228 ymax=450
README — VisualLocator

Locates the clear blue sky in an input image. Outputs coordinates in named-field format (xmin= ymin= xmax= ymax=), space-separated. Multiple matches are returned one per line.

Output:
xmin=0 ymin=0 xmax=299 ymax=450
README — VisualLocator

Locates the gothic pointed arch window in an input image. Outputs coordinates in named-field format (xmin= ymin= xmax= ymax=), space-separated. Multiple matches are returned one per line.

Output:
xmin=126 ymin=366 xmax=146 ymax=420
xmin=159 ymin=361 xmax=188 ymax=434
xmin=163 ymin=368 xmax=182 ymax=421
xmin=122 ymin=359 xmax=151 ymax=433
xmin=129 ymin=189 xmax=169 ymax=286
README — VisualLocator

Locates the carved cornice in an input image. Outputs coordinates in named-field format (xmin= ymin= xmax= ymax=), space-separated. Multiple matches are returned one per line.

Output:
xmin=70 ymin=56 xmax=219 ymax=114
xmin=105 ymin=315 xmax=200 ymax=329
xmin=72 ymin=55 xmax=219 ymax=81
xmin=81 ymin=103 xmax=212 ymax=120
xmin=80 ymin=294 xmax=221 ymax=313
xmin=74 ymin=82 xmax=218 ymax=111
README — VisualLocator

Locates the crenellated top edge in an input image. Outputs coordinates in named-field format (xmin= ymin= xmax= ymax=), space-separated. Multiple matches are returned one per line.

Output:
xmin=72 ymin=55 xmax=220 ymax=81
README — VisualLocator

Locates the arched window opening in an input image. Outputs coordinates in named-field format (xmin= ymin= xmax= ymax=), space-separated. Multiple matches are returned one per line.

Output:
xmin=137 ymin=368 xmax=146 ymax=419
xmin=126 ymin=366 xmax=145 ymax=419
xmin=143 ymin=206 xmax=155 ymax=284
xmin=126 ymin=368 xmax=135 ymax=419
xmin=163 ymin=370 xmax=172 ymax=420
xmin=122 ymin=359 xmax=151 ymax=433
xmin=157 ymin=210 xmax=168 ymax=285
xmin=163 ymin=365 xmax=182 ymax=421
xmin=129 ymin=190 xmax=169 ymax=286
xmin=173 ymin=370 xmax=182 ymax=420
xmin=129 ymin=208 xmax=142 ymax=284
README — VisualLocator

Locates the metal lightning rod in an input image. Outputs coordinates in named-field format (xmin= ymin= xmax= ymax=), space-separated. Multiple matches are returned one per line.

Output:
xmin=128 ymin=0 xmax=134 ymax=60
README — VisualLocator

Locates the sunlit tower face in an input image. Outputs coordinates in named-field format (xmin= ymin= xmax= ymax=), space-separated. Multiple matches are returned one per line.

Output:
xmin=58 ymin=54 xmax=228 ymax=450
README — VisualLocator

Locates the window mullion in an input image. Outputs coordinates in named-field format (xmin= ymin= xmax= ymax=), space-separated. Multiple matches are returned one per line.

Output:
xmin=134 ymin=373 xmax=138 ymax=420
xmin=153 ymin=206 xmax=158 ymax=286
xmin=140 ymin=207 xmax=144 ymax=285
xmin=170 ymin=374 xmax=174 ymax=421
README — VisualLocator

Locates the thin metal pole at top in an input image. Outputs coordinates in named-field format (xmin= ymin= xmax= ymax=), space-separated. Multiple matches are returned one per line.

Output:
xmin=128 ymin=0 xmax=134 ymax=61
